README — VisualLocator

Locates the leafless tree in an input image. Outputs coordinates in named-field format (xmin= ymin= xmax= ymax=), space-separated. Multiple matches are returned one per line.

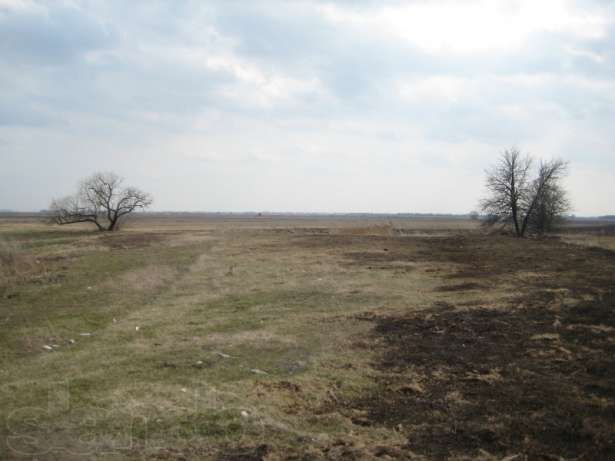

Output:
xmin=523 ymin=159 xmax=570 ymax=235
xmin=480 ymin=149 xmax=569 ymax=237
xmin=50 ymin=172 xmax=152 ymax=231
xmin=480 ymin=149 xmax=532 ymax=236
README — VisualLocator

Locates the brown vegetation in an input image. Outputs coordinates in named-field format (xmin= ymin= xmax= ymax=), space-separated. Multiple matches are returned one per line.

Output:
xmin=1 ymin=216 xmax=614 ymax=459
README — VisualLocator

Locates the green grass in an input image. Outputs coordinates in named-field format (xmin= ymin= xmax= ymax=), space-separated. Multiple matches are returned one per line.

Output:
xmin=0 ymin=222 xmax=421 ymax=459
xmin=0 ymin=241 xmax=201 ymax=363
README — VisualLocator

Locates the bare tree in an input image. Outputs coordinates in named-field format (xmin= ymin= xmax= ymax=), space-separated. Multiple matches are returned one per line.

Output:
xmin=522 ymin=160 xmax=570 ymax=235
xmin=480 ymin=149 xmax=532 ymax=236
xmin=50 ymin=172 xmax=152 ymax=231
xmin=480 ymin=149 xmax=569 ymax=237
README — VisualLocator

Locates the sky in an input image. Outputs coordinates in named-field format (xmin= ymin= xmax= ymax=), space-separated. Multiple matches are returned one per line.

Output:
xmin=1 ymin=0 xmax=614 ymax=215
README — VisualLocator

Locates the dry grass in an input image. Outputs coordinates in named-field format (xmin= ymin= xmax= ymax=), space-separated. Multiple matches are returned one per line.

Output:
xmin=0 ymin=237 xmax=20 ymax=274
xmin=0 ymin=237 xmax=44 ymax=290
xmin=0 ymin=216 xmax=613 ymax=460
xmin=100 ymin=265 xmax=178 ymax=292
xmin=560 ymin=234 xmax=615 ymax=251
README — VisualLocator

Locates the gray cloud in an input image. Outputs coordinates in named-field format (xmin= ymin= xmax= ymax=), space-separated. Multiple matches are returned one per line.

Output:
xmin=0 ymin=3 xmax=113 ymax=65
xmin=1 ymin=0 xmax=614 ymax=214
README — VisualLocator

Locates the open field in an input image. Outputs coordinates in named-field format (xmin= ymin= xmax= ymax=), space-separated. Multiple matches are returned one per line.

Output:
xmin=1 ymin=216 xmax=614 ymax=460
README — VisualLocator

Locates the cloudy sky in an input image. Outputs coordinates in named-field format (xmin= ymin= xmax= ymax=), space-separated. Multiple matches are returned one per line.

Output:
xmin=1 ymin=0 xmax=614 ymax=214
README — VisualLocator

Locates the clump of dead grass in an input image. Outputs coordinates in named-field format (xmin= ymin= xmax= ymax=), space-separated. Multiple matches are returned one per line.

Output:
xmin=561 ymin=234 xmax=615 ymax=251
xmin=0 ymin=237 xmax=19 ymax=274
xmin=343 ymin=222 xmax=396 ymax=237
xmin=0 ymin=237 xmax=41 ymax=289
xmin=100 ymin=265 xmax=178 ymax=292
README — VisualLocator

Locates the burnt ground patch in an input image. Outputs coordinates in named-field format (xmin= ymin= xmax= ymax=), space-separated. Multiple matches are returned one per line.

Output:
xmin=334 ymin=232 xmax=615 ymax=299
xmin=293 ymin=231 xmax=615 ymax=458
xmin=217 ymin=444 xmax=270 ymax=461
xmin=415 ymin=235 xmax=615 ymax=296
xmin=350 ymin=296 xmax=615 ymax=459
xmin=298 ymin=232 xmax=615 ymax=285
xmin=339 ymin=234 xmax=615 ymax=459
xmin=435 ymin=282 xmax=485 ymax=292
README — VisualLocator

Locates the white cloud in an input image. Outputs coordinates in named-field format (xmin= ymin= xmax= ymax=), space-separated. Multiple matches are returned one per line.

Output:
xmin=565 ymin=46 xmax=606 ymax=63
xmin=205 ymin=54 xmax=324 ymax=107
xmin=2 ymin=0 xmax=615 ymax=214
xmin=0 ymin=0 xmax=42 ymax=12
xmin=567 ymin=167 xmax=615 ymax=215
xmin=320 ymin=0 xmax=611 ymax=54
xmin=397 ymin=76 xmax=473 ymax=104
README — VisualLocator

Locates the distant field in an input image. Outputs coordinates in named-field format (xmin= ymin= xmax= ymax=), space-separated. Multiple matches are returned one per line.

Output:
xmin=1 ymin=216 xmax=614 ymax=459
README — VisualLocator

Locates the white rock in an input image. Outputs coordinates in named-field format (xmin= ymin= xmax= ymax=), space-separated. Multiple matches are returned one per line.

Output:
xmin=240 ymin=410 xmax=249 ymax=418
xmin=43 ymin=345 xmax=53 ymax=351
xmin=79 ymin=333 xmax=92 ymax=336
xmin=250 ymin=368 xmax=268 ymax=375
xmin=135 ymin=326 xmax=140 ymax=331
xmin=213 ymin=351 xmax=232 ymax=359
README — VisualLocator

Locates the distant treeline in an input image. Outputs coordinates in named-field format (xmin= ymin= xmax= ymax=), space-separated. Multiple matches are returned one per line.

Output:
xmin=2 ymin=210 xmax=615 ymax=221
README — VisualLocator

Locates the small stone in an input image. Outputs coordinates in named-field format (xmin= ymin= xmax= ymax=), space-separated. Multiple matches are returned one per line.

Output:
xmin=68 ymin=339 xmax=76 ymax=344
xmin=79 ymin=333 xmax=92 ymax=336
xmin=250 ymin=368 xmax=268 ymax=375
xmin=213 ymin=351 xmax=232 ymax=359
xmin=43 ymin=345 xmax=53 ymax=351
xmin=240 ymin=410 xmax=249 ymax=418
xmin=135 ymin=326 xmax=140 ymax=331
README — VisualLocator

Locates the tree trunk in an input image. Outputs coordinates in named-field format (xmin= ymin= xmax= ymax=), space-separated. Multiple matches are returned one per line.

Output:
xmin=93 ymin=220 xmax=105 ymax=231
xmin=107 ymin=213 xmax=120 ymax=231
xmin=511 ymin=203 xmax=521 ymax=237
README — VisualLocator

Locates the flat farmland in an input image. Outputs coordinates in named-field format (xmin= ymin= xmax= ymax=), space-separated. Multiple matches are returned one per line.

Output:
xmin=1 ymin=216 xmax=614 ymax=460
